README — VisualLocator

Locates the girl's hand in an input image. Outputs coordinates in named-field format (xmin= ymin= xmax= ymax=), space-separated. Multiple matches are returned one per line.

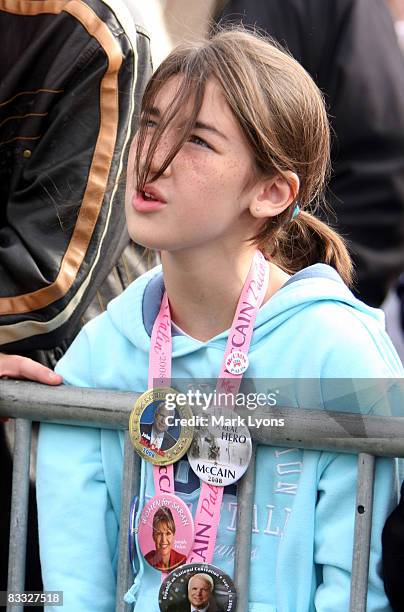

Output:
xmin=0 ymin=353 xmax=63 ymax=385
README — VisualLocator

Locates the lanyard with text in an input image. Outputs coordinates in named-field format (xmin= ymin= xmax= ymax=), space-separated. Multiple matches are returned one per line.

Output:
xmin=148 ymin=250 xmax=269 ymax=564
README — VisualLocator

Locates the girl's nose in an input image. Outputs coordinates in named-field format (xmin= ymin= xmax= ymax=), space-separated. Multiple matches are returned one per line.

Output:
xmin=148 ymin=137 xmax=173 ymax=177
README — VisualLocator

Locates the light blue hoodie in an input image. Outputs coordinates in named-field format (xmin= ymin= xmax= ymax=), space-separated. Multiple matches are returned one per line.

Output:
xmin=37 ymin=263 xmax=403 ymax=612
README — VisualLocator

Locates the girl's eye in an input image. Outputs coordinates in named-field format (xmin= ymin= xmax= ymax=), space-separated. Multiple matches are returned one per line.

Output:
xmin=189 ymin=135 xmax=211 ymax=149
xmin=143 ymin=118 xmax=157 ymax=129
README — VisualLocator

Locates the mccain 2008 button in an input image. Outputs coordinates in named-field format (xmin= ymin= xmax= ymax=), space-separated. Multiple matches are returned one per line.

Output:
xmin=188 ymin=406 xmax=252 ymax=487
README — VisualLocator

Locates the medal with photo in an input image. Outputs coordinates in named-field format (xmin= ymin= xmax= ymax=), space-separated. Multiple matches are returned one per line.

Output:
xmin=129 ymin=387 xmax=194 ymax=466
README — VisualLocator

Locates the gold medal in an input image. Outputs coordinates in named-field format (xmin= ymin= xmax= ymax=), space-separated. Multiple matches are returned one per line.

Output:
xmin=129 ymin=387 xmax=194 ymax=466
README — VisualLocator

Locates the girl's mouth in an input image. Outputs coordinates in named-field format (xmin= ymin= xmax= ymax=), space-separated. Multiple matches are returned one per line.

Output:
xmin=132 ymin=190 xmax=167 ymax=213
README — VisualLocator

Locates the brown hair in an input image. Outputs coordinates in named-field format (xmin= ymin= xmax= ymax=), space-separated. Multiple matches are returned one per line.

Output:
xmin=152 ymin=507 xmax=176 ymax=534
xmin=135 ymin=27 xmax=353 ymax=285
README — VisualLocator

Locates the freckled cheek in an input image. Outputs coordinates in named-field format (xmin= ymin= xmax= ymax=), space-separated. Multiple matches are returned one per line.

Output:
xmin=185 ymin=158 xmax=247 ymax=205
xmin=186 ymin=169 xmax=219 ymax=201
xmin=215 ymin=159 xmax=248 ymax=191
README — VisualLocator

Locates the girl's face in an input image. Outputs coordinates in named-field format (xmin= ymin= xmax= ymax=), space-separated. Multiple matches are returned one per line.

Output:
xmin=125 ymin=76 xmax=262 ymax=254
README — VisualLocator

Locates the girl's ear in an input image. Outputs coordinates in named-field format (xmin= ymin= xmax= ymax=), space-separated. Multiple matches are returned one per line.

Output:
xmin=249 ymin=171 xmax=300 ymax=218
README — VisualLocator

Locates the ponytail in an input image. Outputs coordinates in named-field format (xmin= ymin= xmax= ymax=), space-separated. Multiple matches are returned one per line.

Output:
xmin=253 ymin=209 xmax=354 ymax=287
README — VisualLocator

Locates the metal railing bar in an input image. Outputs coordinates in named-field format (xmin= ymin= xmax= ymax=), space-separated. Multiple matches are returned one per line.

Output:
xmin=349 ymin=453 xmax=375 ymax=612
xmin=6 ymin=418 xmax=32 ymax=612
xmin=0 ymin=381 xmax=138 ymax=429
xmin=234 ymin=443 xmax=256 ymax=612
xmin=116 ymin=433 xmax=140 ymax=612
xmin=236 ymin=405 xmax=404 ymax=445
xmin=1 ymin=382 xmax=404 ymax=457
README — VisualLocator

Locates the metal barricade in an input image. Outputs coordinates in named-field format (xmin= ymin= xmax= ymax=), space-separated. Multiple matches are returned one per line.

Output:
xmin=1 ymin=379 xmax=404 ymax=612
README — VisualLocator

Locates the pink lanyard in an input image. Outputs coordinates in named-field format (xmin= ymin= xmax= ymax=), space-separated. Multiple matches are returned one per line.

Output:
xmin=148 ymin=250 xmax=269 ymax=564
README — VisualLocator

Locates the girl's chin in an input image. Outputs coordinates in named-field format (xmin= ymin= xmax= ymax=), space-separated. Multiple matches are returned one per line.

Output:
xmin=127 ymin=231 xmax=172 ymax=252
xmin=127 ymin=232 xmax=161 ymax=250
xmin=127 ymin=224 xmax=199 ymax=253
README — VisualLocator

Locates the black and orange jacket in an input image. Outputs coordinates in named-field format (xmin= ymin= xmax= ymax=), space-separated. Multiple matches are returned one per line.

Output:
xmin=0 ymin=0 xmax=153 ymax=357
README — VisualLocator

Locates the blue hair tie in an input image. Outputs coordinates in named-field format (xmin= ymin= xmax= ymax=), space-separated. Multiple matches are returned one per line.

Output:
xmin=292 ymin=204 xmax=300 ymax=219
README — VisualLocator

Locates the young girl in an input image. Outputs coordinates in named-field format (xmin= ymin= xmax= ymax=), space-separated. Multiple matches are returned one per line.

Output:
xmin=37 ymin=28 xmax=403 ymax=611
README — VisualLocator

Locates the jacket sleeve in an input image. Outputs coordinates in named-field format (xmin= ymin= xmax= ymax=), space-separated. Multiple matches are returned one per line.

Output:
xmin=218 ymin=0 xmax=404 ymax=306
xmin=314 ymin=452 xmax=396 ymax=611
xmin=0 ymin=0 xmax=152 ymax=353
xmin=36 ymin=323 xmax=121 ymax=612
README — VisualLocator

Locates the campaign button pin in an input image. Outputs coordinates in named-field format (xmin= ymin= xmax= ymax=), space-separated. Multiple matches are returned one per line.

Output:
xmin=138 ymin=493 xmax=194 ymax=572
xmin=159 ymin=562 xmax=237 ymax=611
xmin=188 ymin=406 xmax=252 ymax=487
xmin=129 ymin=387 xmax=194 ymax=466
xmin=225 ymin=350 xmax=249 ymax=375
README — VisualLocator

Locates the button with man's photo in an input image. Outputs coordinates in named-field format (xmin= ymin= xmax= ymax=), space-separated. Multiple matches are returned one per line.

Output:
xmin=159 ymin=562 xmax=237 ymax=611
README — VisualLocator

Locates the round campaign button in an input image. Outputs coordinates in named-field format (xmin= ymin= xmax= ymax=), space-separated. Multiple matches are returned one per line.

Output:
xmin=128 ymin=495 xmax=140 ymax=574
xmin=188 ymin=406 xmax=252 ymax=486
xmin=159 ymin=562 xmax=237 ymax=611
xmin=225 ymin=350 xmax=249 ymax=375
xmin=129 ymin=387 xmax=194 ymax=466
xmin=138 ymin=493 xmax=194 ymax=572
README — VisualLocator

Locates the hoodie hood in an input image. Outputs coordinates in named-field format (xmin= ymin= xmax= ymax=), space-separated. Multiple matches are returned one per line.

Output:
xmin=107 ymin=262 xmax=391 ymax=356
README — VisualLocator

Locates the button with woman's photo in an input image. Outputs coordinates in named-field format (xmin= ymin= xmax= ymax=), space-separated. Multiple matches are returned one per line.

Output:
xmin=129 ymin=387 xmax=194 ymax=465
xmin=138 ymin=493 xmax=194 ymax=572
xmin=159 ymin=563 xmax=237 ymax=611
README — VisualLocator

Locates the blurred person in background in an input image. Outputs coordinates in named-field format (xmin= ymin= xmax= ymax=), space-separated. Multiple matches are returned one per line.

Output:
xmin=0 ymin=0 xmax=155 ymax=598
xmin=215 ymin=0 xmax=404 ymax=309
xmin=381 ymin=5 xmax=404 ymax=612
xmin=383 ymin=0 xmax=404 ymax=363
